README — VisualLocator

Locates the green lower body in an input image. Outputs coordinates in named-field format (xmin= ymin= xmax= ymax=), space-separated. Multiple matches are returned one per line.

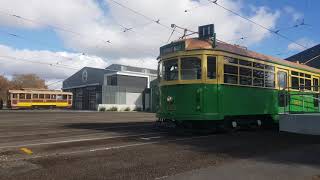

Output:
xmin=156 ymin=84 xmax=320 ymax=124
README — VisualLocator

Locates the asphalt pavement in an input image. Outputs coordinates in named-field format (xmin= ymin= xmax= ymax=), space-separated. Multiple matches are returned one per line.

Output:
xmin=0 ymin=111 xmax=319 ymax=180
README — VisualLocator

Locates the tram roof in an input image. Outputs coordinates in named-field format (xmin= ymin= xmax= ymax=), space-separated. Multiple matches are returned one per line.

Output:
xmin=181 ymin=38 xmax=320 ymax=74
xmin=8 ymin=89 xmax=72 ymax=94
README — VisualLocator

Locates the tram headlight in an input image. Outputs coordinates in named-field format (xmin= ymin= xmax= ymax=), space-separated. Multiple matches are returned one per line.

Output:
xmin=166 ymin=96 xmax=173 ymax=103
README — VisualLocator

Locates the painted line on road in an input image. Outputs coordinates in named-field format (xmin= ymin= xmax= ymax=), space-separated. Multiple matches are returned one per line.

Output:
xmin=0 ymin=132 xmax=165 ymax=149
xmin=140 ymin=136 xmax=162 ymax=140
xmin=2 ymin=134 xmax=217 ymax=162
xmin=20 ymin=147 xmax=33 ymax=155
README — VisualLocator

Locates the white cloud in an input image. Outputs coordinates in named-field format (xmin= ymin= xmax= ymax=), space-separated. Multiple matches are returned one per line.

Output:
xmin=288 ymin=37 xmax=317 ymax=52
xmin=284 ymin=6 xmax=303 ymax=22
xmin=0 ymin=0 xmax=281 ymax=57
xmin=0 ymin=0 xmax=281 ymax=88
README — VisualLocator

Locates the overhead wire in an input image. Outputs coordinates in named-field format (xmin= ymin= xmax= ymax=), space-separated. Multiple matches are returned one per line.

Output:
xmin=0 ymin=9 xmax=112 ymax=45
xmin=207 ymin=0 xmax=309 ymax=50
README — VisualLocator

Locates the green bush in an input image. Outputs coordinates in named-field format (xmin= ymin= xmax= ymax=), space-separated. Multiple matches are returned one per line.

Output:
xmin=99 ymin=107 xmax=106 ymax=112
xmin=124 ymin=107 xmax=131 ymax=111
xmin=107 ymin=106 xmax=118 ymax=111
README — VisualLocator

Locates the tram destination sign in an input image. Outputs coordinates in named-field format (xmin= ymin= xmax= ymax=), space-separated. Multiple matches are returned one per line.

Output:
xmin=160 ymin=41 xmax=185 ymax=56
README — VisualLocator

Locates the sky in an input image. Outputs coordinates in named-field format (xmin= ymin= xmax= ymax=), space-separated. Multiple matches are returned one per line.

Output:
xmin=0 ymin=0 xmax=319 ymax=89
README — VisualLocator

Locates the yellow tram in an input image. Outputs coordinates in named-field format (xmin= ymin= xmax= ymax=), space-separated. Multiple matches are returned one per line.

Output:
xmin=7 ymin=88 xmax=73 ymax=109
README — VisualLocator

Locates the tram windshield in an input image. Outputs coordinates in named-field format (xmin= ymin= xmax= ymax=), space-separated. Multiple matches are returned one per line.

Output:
xmin=162 ymin=59 xmax=178 ymax=81
xmin=181 ymin=57 xmax=202 ymax=80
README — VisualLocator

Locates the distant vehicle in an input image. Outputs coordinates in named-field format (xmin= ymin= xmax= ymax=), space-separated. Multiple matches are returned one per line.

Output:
xmin=157 ymin=24 xmax=320 ymax=129
xmin=7 ymin=88 xmax=73 ymax=109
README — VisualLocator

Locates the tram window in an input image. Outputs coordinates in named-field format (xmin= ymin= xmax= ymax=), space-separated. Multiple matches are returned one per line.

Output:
xmin=207 ymin=56 xmax=216 ymax=79
xmin=12 ymin=94 xmax=17 ymax=99
xmin=291 ymin=77 xmax=299 ymax=90
xmin=300 ymin=73 xmax=305 ymax=77
xmin=239 ymin=60 xmax=252 ymax=66
xmin=45 ymin=94 xmax=51 ymax=99
xmin=305 ymin=79 xmax=312 ymax=90
xmin=68 ymin=95 xmax=72 ymax=99
xmin=39 ymin=94 xmax=44 ymax=99
xmin=300 ymin=78 xmax=305 ymax=90
xmin=253 ymin=78 xmax=264 ymax=87
xmin=224 ymin=57 xmax=238 ymax=64
xmin=162 ymin=59 xmax=178 ymax=81
xmin=253 ymin=70 xmax=264 ymax=79
xmin=51 ymin=94 xmax=56 ymax=99
xmin=63 ymin=95 xmax=68 ymax=100
xmin=305 ymin=74 xmax=311 ymax=78
xmin=57 ymin=95 xmax=63 ymax=100
xmin=224 ymin=65 xmax=238 ymax=75
xmin=240 ymin=67 xmax=252 ymax=76
xmin=33 ymin=94 xmax=39 ymax=99
xmin=240 ymin=76 xmax=252 ymax=85
xmin=265 ymin=65 xmax=275 ymax=71
xmin=253 ymin=62 xmax=264 ymax=69
xmin=291 ymin=71 xmax=299 ymax=76
xmin=19 ymin=93 xmax=25 ymax=99
xmin=278 ymin=71 xmax=288 ymax=89
xmin=265 ymin=72 xmax=275 ymax=88
xmin=26 ymin=94 xmax=31 ymax=99
xmin=181 ymin=57 xmax=202 ymax=80
xmin=313 ymin=78 xmax=319 ymax=92
xmin=224 ymin=74 xmax=238 ymax=84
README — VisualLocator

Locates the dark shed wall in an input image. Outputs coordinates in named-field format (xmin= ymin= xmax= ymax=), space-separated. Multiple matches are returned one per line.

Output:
xmin=63 ymin=67 xmax=110 ymax=89
xmin=286 ymin=44 xmax=320 ymax=69
xmin=116 ymin=75 xmax=148 ymax=89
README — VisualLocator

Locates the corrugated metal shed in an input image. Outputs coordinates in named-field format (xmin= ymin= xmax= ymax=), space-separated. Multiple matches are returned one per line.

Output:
xmin=286 ymin=44 xmax=320 ymax=69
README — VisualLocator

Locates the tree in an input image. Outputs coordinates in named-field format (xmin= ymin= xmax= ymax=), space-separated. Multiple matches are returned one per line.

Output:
xmin=10 ymin=74 xmax=48 ymax=89
xmin=0 ymin=75 xmax=10 ymax=101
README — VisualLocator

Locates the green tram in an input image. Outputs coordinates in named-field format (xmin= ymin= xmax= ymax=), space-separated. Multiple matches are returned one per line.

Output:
xmin=156 ymin=37 xmax=320 ymax=129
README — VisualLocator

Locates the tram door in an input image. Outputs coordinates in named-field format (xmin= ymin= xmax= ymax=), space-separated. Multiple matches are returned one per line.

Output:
xmin=278 ymin=69 xmax=289 ymax=113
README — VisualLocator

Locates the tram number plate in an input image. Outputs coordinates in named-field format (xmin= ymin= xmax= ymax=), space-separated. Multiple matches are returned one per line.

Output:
xmin=167 ymin=105 xmax=176 ymax=111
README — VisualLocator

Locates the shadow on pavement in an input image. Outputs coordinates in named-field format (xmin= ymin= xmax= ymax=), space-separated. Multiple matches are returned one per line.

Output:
xmin=64 ymin=121 xmax=320 ymax=167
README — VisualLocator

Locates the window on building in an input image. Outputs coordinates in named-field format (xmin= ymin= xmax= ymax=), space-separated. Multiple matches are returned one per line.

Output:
xmin=313 ymin=78 xmax=319 ymax=92
xmin=207 ymin=56 xmax=216 ymax=79
xmin=162 ymin=59 xmax=178 ymax=81
xmin=107 ymin=75 xmax=117 ymax=86
xmin=33 ymin=94 xmax=38 ymax=99
xmin=181 ymin=57 xmax=202 ymax=80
